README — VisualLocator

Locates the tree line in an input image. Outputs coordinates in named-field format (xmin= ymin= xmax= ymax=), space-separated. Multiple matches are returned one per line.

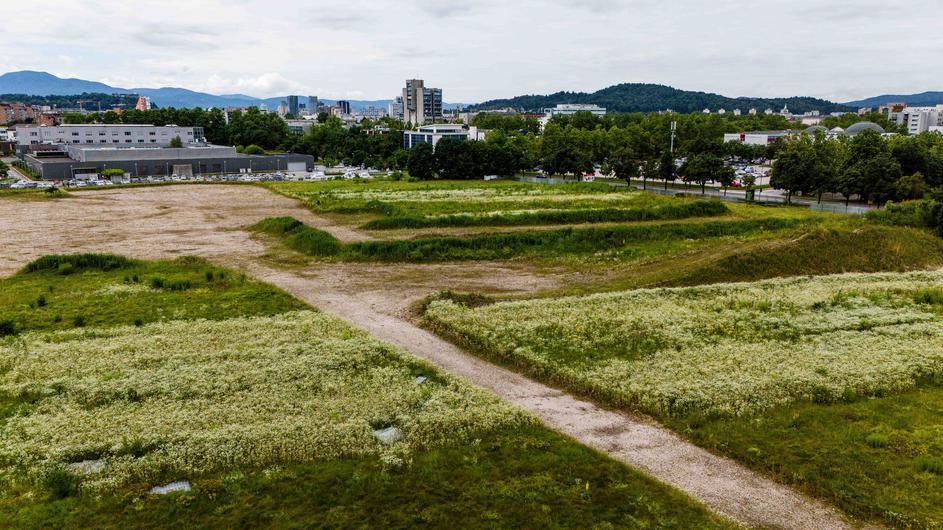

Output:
xmin=770 ymin=130 xmax=943 ymax=204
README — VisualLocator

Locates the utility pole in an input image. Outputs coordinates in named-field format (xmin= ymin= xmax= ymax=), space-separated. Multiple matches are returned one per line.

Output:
xmin=669 ymin=120 xmax=677 ymax=187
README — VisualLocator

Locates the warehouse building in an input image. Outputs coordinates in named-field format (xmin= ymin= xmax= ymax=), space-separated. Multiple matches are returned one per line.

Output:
xmin=20 ymin=145 xmax=314 ymax=180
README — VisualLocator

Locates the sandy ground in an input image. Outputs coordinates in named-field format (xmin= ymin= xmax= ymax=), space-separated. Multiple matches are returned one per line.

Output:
xmin=0 ymin=185 xmax=858 ymax=529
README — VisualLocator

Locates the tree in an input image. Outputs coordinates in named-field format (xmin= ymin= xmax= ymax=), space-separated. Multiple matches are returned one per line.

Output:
xmin=606 ymin=147 xmax=639 ymax=186
xmin=169 ymin=135 xmax=183 ymax=148
xmin=770 ymin=139 xmax=814 ymax=203
xmin=657 ymin=150 xmax=675 ymax=190
xmin=896 ymin=172 xmax=928 ymax=201
xmin=407 ymin=143 xmax=436 ymax=180
xmin=843 ymin=129 xmax=901 ymax=204
xmin=243 ymin=144 xmax=265 ymax=155
xmin=680 ymin=153 xmax=729 ymax=195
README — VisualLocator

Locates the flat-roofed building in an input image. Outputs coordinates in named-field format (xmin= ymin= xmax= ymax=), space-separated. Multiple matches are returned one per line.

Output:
xmin=20 ymin=144 xmax=314 ymax=180
xmin=403 ymin=124 xmax=481 ymax=150
xmin=15 ymin=124 xmax=205 ymax=150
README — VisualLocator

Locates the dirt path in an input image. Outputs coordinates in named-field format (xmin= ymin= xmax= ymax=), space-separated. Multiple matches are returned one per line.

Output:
xmin=241 ymin=263 xmax=856 ymax=530
xmin=0 ymin=185 xmax=858 ymax=528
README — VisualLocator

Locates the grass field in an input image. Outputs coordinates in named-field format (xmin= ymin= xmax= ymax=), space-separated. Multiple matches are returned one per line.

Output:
xmin=0 ymin=254 xmax=731 ymax=528
xmin=422 ymin=271 xmax=943 ymax=527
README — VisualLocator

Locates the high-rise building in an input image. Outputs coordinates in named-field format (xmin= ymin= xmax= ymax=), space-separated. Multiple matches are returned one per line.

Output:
xmin=308 ymin=96 xmax=319 ymax=115
xmin=336 ymin=100 xmax=351 ymax=115
xmin=277 ymin=102 xmax=288 ymax=117
xmin=388 ymin=97 xmax=404 ymax=120
xmin=287 ymin=95 xmax=299 ymax=116
xmin=402 ymin=79 xmax=443 ymax=125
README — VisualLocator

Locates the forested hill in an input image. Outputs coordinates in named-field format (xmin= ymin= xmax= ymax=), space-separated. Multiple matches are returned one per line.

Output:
xmin=470 ymin=83 xmax=851 ymax=114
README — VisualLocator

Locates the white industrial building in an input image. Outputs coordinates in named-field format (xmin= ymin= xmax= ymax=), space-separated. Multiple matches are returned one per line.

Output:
xmin=402 ymin=124 xmax=483 ymax=150
xmin=15 ymin=124 xmax=205 ymax=148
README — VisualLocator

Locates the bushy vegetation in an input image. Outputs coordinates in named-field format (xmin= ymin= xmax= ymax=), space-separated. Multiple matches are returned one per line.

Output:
xmin=867 ymin=199 xmax=943 ymax=235
xmin=363 ymin=200 xmax=730 ymax=230
xmin=258 ymin=216 xmax=802 ymax=262
xmin=252 ymin=217 xmax=342 ymax=256
xmin=0 ymin=256 xmax=304 ymax=333
xmin=22 ymin=254 xmax=137 ymax=274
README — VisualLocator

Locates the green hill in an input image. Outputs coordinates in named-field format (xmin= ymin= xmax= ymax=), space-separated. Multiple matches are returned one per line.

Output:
xmin=470 ymin=83 xmax=851 ymax=114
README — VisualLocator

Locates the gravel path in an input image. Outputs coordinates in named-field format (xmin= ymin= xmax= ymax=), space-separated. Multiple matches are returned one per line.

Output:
xmin=244 ymin=268 xmax=858 ymax=530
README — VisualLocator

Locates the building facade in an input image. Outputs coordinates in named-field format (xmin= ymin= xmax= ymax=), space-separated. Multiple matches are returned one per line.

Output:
xmin=21 ymin=145 xmax=314 ymax=180
xmin=895 ymin=106 xmax=943 ymax=135
xmin=402 ymin=124 xmax=479 ymax=150
xmin=287 ymin=95 xmax=300 ymax=116
xmin=388 ymin=96 xmax=404 ymax=120
xmin=336 ymin=100 xmax=351 ymax=115
xmin=15 ymin=124 xmax=205 ymax=150
xmin=402 ymin=79 xmax=443 ymax=125
xmin=543 ymin=104 xmax=607 ymax=117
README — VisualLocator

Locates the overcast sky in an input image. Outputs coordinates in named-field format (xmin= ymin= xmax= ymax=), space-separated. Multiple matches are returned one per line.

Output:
xmin=3 ymin=0 xmax=941 ymax=103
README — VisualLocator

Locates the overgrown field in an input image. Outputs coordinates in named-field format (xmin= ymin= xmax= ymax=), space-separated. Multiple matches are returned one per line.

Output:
xmin=422 ymin=271 xmax=943 ymax=526
xmin=0 ymin=255 xmax=730 ymax=528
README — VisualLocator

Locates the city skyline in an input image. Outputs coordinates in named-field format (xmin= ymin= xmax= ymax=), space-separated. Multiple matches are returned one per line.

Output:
xmin=2 ymin=0 xmax=942 ymax=103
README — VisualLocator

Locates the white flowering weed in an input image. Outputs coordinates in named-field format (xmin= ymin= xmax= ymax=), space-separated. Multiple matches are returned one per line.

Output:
xmin=0 ymin=311 xmax=529 ymax=491
xmin=425 ymin=271 xmax=943 ymax=417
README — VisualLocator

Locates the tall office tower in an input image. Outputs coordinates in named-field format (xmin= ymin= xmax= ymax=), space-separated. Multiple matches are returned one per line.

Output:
xmin=308 ymin=96 xmax=320 ymax=114
xmin=336 ymin=100 xmax=351 ymax=115
xmin=287 ymin=95 xmax=299 ymax=116
xmin=402 ymin=79 xmax=443 ymax=125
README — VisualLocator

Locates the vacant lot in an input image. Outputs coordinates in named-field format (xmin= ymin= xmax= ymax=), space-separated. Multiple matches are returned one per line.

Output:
xmin=423 ymin=271 xmax=943 ymax=527
xmin=0 ymin=255 xmax=730 ymax=528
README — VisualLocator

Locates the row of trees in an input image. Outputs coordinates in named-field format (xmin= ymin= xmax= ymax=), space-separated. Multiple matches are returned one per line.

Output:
xmin=771 ymin=130 xmax=943 ymax=204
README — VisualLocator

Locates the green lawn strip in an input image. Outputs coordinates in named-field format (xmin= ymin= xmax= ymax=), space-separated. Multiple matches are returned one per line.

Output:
xmin=665 ymin=386 xmax=943 ymax=529
xmin=362 ymin=200 xmax=730 ymax=230
xmin=0 ymin=426 xmax=734 ymax=529
xmin=254 ymin=216 xmax=807 ymax=263
xmin=0 ymin=254 xmax=305 ymax=334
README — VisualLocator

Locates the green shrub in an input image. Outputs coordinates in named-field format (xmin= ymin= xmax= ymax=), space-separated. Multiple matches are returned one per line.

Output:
xmin=36 ymin=295 xmax=47 ymax=307
xmin=252 ymin=217 xmax=342 ymax=257
xmin=57 ymin=263 xmax=74 ymax=276
xmin=150 ymin=277 xmax=165 ymax=289
xmin=205 ymin=271 xmax=214 ymax=282
xmin=915 ymin=456 xmax=943 ymax=475
xmin=0 ymin=319 xmax=16 ymax=337
xmin=865 ymin=433 xmax=889 ymax=448
xmin=23 ymin=254 xmax=136 ymax=274
xmin=166 ymin=280 xmax=192 ymax=292
xmin=73 ymin=316 xmax=85 ymax=328
xmin=913 ymin=288 xmax=943 ymax=305
xmin=43 ymin=467 xmax=81 ymax=499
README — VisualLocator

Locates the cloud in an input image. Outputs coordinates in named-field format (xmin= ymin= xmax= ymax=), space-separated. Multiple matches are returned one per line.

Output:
xmin=196 ymin=73 xmax=311 ymax=98
xmin=133 ymin=24 xmax=222 ymax=49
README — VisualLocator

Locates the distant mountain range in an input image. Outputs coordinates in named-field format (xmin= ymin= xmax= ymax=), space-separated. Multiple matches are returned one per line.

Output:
xmin=3 ymin=71 xmax=940 ymax=115
xmin=470 ymin=83 xmax=854 ymax=114
xmin=842 ymin=92 xmax=943 ymax=108
xmin=0 ymin=71 xmax=417 ymax=111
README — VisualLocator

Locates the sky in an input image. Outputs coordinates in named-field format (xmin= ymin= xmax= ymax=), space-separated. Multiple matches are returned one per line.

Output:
xmin=3 ymin=0 xmax=942 ymax=103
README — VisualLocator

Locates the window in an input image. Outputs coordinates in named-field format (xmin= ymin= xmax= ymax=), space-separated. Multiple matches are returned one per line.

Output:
xmin=124 ymin=131 xmax=132 ymax=136
xmin=72 ymin=132 xmax=79 ymax=136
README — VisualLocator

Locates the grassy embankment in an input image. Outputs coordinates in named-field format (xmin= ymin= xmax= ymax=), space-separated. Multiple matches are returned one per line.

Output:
xmin=253 ymin=215 xmax=806 ymax=263
xmin=0 ymin=254 xmax=732 ymax=529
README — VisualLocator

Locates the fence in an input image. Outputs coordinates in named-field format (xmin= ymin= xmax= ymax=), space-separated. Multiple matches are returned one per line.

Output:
xmin=504 ymin=175 xmax=876 ymax=215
